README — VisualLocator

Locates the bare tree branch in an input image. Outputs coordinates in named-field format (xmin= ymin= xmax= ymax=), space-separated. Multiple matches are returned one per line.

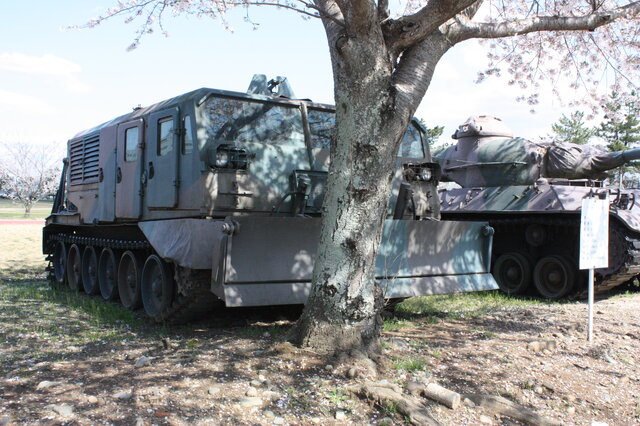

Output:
xmin=382 ymin=0 xmax=479 ymax=56
xmin=378 ymin=0 xmax=389 ymax=21
xmin=313 ymin=0 xmax=346 ymax=36
xmin=450 ymin=1 xmax=640 ymax=43
xmin=390 ymin=30 xmax=453 ymax=124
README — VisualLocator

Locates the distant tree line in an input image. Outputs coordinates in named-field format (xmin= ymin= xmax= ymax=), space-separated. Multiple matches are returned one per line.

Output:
xmin=0 ymin=143 xmax=61 ymax=217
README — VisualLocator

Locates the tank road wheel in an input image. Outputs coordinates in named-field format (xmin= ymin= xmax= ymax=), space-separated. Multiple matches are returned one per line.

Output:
xmin=52 ymin=241 xmax=67 ymax=286
xmin=98 ymin=248 xmax=119 ymax=301
xmin=525 ymin=224 xmax=547 ymax=247
xmin=533 ymin=255 xmax=576 ymax=299
xmin=66 ymin=244 xmax=83 ymax=291
xmin=81 ymin=246 xmax=99 ymax=295
xmin=118 ymin=251 xmax=143 ymax=310
xmin=494 ymin=252 xmax=532 ymax=295
xmin=141 ymin=255 xmax=175 ymax=321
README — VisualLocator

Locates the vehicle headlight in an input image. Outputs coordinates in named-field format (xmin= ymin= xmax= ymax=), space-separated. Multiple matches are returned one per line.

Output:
xmin=403 ymin=162 xmax=441 ymax=183
xmin=213 ymin=144 xmax=249 ymax=170
xmin=215 ymin=151 xmax=229 ymax=168
xmin=419 ymin=168 xmax=432 ymax=182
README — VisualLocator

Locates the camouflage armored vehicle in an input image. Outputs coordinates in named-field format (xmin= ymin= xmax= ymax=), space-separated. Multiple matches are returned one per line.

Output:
xmin=435 ymin=115 xmax=640 ymax=299
xmin=43 ymin=76 xmax=497 ymax=323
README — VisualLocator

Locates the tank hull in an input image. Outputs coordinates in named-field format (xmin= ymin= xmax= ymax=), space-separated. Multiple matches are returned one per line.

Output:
xmin=439 ymin=183 xmax=640 ymax=298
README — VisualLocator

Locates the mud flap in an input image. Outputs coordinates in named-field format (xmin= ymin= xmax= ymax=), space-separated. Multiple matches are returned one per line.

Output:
xmin=218 ymin=217 xmax=497 ymax=307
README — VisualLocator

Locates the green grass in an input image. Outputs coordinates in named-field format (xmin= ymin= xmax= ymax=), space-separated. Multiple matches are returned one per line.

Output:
xmin=394 ymin=290 xmax=550 ymax=320
xmin=383 ymin=319 xmax=411 ymax=332
xmin=380 ymin=401 xmax=399 ymax=417
xmin=0 ymin=280 xmax=143 ymax=343
xmin=393 ymin=356 xmax=427 ymax=371
xmin=0 ymin=199 xmax=53 ymax=220
xmin=326 ymin=387 xmax=350 ymax=405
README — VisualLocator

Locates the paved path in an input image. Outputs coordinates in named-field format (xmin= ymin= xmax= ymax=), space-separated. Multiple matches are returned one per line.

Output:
xmin=0 ymin=220 xmax=44 ymax=225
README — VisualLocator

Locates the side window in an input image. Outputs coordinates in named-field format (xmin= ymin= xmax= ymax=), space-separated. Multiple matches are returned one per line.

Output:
xmin=124 ymin=127 xmax=139 ymax=162
xmin=182 ymin=115 xmax=193 ymax=155
xmin=308 ymin=109 xmax=335 ymax=150
xmin=203 ymin=97 xmax=304 ymax=144
xmin=399 ymin=124 xmax=425 ymax=158
xmin=158 ymin=117 xmax=174 ymax=156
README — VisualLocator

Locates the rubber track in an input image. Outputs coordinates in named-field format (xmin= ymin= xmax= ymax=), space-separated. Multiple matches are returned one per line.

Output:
xmin=47 ymin=232 xmax=222 ymax=323
xmin=489 ymin=216 xmax=640 ymax=297
xmin=48 ymin=233 xmax=150 ymax=250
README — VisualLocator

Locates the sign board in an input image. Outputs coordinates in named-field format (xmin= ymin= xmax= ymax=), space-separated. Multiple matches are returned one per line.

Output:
xmin=579 ymin=196 xmax=609 ymax=270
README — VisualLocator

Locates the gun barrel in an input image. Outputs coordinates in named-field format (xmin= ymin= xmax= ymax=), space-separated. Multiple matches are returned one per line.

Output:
xmin=621 ymin=147 xmax=640 ymax=163
xmin=592 ymin=147 xmax=640 ymax=172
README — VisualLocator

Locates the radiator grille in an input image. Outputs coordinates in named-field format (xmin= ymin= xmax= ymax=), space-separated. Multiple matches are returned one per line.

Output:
xmin=69 ymin=134 xmax=100 ymax=185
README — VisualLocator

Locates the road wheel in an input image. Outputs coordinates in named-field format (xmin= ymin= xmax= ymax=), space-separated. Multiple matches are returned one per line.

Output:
xmin=52 ymin=241 xmax=67 ymax=285
xmin=533 ymin=255 xmax=575 ymax=299
xmin=493 ymin=252 xmax=532 ymax=295
xmin=82 ymin=246 xmax=99 ymax=295
xmin=67 ymin=244 xmax=83 ymax=291
xmin=141 ymin=255 xmax=174 ymax=321
xmin=118 ymin=251 xmax=143 ymax=310
xmin=98 ymin=248 xmax=119 ymax=301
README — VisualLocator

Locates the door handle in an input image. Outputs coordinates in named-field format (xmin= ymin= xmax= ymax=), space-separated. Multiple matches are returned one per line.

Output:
xmin=116 ymin=167 xmax=122 ymax=183
xmin=148 ymin=162 xmax=155 ymax=179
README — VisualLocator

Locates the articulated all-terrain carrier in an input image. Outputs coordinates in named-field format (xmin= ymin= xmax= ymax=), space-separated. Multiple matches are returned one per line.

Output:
xmin=435 ymin=116 xmax=640 ymax=299
xmin=43 ymin=76 xmax=497 ymax=323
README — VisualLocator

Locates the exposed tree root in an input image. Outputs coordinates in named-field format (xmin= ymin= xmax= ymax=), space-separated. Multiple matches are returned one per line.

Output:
xmin=348 ymin=381 xmax=439 ymax=425
xmin=463 ymin=394 xmax=562 ymax=426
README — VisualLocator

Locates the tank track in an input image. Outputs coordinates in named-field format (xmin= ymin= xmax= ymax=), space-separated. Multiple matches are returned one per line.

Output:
xmin=48 ymin=233 xmax=151 ymax=250
xmin=488 ymin=215 xmax=640 ymax=297
xmin=46 ymin=232 xmax=221 ymax=323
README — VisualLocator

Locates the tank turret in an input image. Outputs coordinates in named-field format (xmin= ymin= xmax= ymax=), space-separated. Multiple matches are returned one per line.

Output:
xmin=437 ymin=115 xmax=640 ymax=300
xmin=436 ymin=115 xmax=640 ymax=187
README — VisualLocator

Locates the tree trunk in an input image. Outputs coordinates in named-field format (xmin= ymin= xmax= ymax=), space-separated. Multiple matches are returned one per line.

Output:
xmin=291 ymin=22 xmax=409 ymax=355
xmin=290 ymin=6 xmax=453 ymax=356
xmin=24 ymin=202 xmax=33 ymax=217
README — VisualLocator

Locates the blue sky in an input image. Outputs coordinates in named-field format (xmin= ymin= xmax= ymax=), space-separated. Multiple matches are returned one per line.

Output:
xmin=0 ymin=1 xmax=582 ymax=155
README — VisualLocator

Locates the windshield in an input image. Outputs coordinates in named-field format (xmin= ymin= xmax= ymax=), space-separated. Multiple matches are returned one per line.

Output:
xmin=204 ymin=97 xmax=304 ymax=144
xmin=308 ymin=109 xmax=425 ymax=158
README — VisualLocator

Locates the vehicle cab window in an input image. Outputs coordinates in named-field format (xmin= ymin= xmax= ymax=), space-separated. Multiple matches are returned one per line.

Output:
xmin=158 ymin=117 xmax=174 ymax=156
xmin=124 ymin=127 xmax=139 ymax=162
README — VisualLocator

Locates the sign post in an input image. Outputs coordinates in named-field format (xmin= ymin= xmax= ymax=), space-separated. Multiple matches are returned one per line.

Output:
xmin=579 ymin=194 xmax=609 ymax=343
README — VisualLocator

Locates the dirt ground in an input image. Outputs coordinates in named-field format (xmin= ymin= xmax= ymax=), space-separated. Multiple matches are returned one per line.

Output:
xmin=0 ymin=224 xmax=47 ymax=281
xmin=1 ymin=280 xmax=639 ymax=425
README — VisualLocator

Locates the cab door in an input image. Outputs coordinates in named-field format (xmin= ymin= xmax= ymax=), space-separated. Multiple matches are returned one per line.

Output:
xmin=115 ymin=119 xmax=144 ymax=219
xmin=147 ymin=108 xmax=180 ymax=208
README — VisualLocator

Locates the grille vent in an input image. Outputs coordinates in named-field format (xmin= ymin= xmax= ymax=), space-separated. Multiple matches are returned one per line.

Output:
xmin=69 ymin=134 xmax=100 ymax=185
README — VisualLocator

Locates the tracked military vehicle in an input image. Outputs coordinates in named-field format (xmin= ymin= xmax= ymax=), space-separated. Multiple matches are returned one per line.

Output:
xmin=43 ymin=76 xmax=497 ymax=323
xmin=435 ymin=115 xmax=640 ymax=299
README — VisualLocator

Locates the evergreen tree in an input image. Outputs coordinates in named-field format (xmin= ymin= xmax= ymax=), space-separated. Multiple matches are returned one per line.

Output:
xmin=417 ymin=118 xmax=444 ymax=147
xmin=547 ymin=111 xmax=594 ymax=145
xmin=597 ymin=91 xmax=640 ymax=187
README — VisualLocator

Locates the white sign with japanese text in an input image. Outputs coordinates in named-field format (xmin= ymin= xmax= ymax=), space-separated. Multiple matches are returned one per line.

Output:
xmin=579 ymin=196 xmax=609 ymax=270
